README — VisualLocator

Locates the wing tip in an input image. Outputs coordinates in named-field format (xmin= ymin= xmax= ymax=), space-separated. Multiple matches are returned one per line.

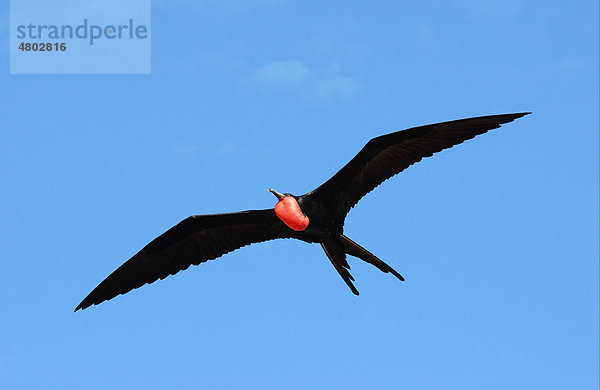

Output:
xmin=74 ymin=300 xmax=90 ymax=312
xmin=393 ymin=271 xmax=406 ymax=282
xmin=511 ymin=111 xmax=532 ymax=119
xmin=500 ymin=112 xmax=531 ymax=122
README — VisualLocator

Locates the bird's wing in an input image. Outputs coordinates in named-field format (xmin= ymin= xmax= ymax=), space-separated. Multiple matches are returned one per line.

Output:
xmin=75 ymin=209 xmax=292 ymax=311
xmin=307 ymin=113 xmax=530 ymax=219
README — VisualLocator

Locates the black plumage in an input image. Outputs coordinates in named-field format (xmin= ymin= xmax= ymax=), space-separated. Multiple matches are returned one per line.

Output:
xmin=75 ymin=112 xmax=529 ymax=311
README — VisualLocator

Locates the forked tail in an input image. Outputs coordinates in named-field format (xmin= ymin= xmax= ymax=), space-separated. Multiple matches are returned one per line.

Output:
xmin=320 ymin=234 xmax=404 ymax=295
xmin=340 ymin=234 xmax=404 ymax=281
xmin=321 ymin=239 xmax=359 ymax=295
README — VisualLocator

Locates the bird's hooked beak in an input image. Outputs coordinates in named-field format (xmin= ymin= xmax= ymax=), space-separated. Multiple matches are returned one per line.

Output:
xmin=269 ymin=188 xmax=285 ymax=200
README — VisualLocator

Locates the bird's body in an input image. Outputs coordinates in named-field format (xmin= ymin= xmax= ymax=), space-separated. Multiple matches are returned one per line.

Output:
xmin=75 ymin=113 xmax=530 ymax=311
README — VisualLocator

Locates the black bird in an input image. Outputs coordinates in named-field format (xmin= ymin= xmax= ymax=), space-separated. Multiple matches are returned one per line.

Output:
xmin=75 ymin=113 xmax=529 ymax=311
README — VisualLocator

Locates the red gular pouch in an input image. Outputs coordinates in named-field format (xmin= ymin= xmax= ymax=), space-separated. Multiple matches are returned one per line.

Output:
xmin=274 ymin=196 xmax=309 ymax=231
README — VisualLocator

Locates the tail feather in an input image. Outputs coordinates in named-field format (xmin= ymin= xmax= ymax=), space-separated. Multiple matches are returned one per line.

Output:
xmin=321 ymin=239 xmax=359 ymax=295
xmin=340 ymin=234 xmax=404 ymax=281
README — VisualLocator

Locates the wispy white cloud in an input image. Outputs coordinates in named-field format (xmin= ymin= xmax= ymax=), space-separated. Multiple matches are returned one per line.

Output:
xmin=312 ymin=64 xmax=359 ymax=100
xmin=245 ymin=60 xmax=359 ymax=101
xmin=250 ymin=60 xmax=311 ymax=87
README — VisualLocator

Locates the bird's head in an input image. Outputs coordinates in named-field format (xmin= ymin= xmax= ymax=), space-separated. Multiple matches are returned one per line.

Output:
xmin=269 ymin=188 xmax=309 ymax=231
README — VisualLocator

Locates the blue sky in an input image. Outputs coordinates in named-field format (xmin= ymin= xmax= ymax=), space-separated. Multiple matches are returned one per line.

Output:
xmin=1 ymin=1 xmax=598 ymax=389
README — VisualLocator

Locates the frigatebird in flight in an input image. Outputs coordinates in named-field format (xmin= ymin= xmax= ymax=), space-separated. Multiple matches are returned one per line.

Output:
xmin=75 ymin=113 xmax=529 ymax=311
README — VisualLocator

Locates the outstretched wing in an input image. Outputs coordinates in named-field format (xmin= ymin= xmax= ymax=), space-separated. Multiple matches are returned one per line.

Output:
xmin=307 ymin=113 xmax=530 ymax=219
xmin=75 ymin=209 xmax=292 ymax=311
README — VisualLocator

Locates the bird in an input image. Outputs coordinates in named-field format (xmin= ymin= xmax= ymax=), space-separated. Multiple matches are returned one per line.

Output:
xmin=75 ymin=112 xmax=530 ymax=311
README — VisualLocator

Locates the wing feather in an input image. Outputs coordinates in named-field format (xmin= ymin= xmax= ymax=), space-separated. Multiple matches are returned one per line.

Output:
xmin=307 ymin=113 xmax=530 ymax=218
xmin=75 ymin=209 xmax=291 ymax=311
